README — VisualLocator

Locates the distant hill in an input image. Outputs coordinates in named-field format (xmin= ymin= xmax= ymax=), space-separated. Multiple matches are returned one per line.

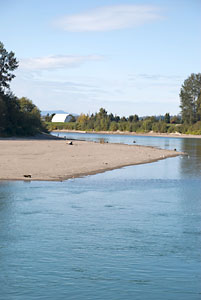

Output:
xmin=41 ymin=110 xmax=67 ymax=116
xmin=41 ymin=110 xmax=79 ymax=117
xmin=140 ymin=115 xmax=181 ymax=120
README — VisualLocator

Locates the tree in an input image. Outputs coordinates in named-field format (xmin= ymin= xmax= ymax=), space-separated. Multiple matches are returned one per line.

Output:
xmin=164 ymin=113 xmax=170 ymax=123
xmin=77 ymin=113 xmax=89 ymax=130
xmin=18 ymin=97 xmax=46 ymax=135
xmin=196 ymin=93 xmax=201 ymax=121
xmin=128 ymin=115 xmax=134 ymax=122
xmin=108 ymin=113 xmax=115 ymax=122
xmin=0 ymin=43 xmax=48 ymax=137
xmin=68 ymin=114 xmax=76 ymax=122
xmin=44 ymin=113 xmax=53 ymax=122
xmin=120 ymin=116 xmax=127 ymax=122
xmin=133 ymin=114 xmax=139 ymax=122
xmin=170 ymin=115 xmax=180 ymax=124
xmin=180 ymin=73 xmax=201 ymax=124
xmin=109 ymin=121 xmax=118 ymax=131
xmin=0 ymin=94 xmax=7 ymax=134
xmin=128 ymin=115 xmax=139 ymax=122
xmin=0 ymin=42 xmax=18 ymax=92
xmin=142 ymin=119 xmax=152 ymax=131
xmin=97 ymin=108 xmax=108 ymax=119
xmin=0 ymin=92 xmax=22 ymax=136
xmin=18 ymin=97 xmax=38 ymax=113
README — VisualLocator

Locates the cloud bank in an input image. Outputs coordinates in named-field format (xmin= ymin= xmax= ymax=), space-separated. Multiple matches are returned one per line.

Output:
xmin=55 ymin=4 xmax=162 ymax=32
xmin=19 ymin=55 xmax=103 ymax=70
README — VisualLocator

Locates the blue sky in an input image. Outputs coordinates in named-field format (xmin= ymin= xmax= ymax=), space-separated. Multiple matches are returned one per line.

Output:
xmin=1 ymin=0 xmax=201 ymax=116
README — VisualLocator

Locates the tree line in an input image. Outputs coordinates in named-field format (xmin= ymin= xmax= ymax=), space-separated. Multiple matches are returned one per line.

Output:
xmin=47 ymin=108 xmax=184 ymax=133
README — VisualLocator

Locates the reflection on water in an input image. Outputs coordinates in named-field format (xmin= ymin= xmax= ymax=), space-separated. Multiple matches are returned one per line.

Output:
xmin=179 ymin=138 xmax=201 ymax=177
xmin=0 ymin=135 xmax=201 ymax=299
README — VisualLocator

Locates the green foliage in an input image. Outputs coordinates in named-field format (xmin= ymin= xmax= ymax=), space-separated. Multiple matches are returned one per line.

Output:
xmin=0 ymin=42 xmax=18 ymax=92
xmin=98 ymin=107 xmax=108 ymax=119
xmin=44 ymin=113 xmax=55 ymax=122
xmin=46 ymin=109 xmax=171 ymax=134
xmin=185 ymin=121 xmax=201 ymax=135
xmin=196 ymin=93 xmax=201 ymax=121
xmin=180 ymin=73 xmax=201 ymax=124
xmin=164 ymin=113 xmax=170 ymax=123
xmin=68 ymin=114 xmax=76 ymax=122
xmin=19 ymin=97 xmax=37 ymax=113
xmin=46 ymin=122 xmax=76 ymax=131
xmin=18 ymin=97 xmax=46 ymax=135
xmin=142 ymin=119 xmax=152 ymax=132
xmin=170 ymin=115 xmax=180 ymax=124
xmin=109 ymin=121 xmax=118 ymax=131
xmin=0 ymin=92 xmax=47 ymax=136
xmin=0 ymin=42 xmax=48 ymax=137
xmin=46 ymin=104 xmax=201 ymax=136
xmin=167 ymin=125 xmax=178 ymax=133
xmin=128 ymin=114 xmax=139 ymax=122
xmin=0 ymin=92 xmax=20 ymax=136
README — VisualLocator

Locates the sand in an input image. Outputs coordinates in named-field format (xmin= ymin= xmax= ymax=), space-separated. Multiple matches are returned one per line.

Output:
xmin=0 ymin=139 xmax=184 ymax=181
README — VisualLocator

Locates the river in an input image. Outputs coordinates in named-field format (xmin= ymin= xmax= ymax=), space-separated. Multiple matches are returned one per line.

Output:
xmin=0 ymin=133 xmax=201 ymax=299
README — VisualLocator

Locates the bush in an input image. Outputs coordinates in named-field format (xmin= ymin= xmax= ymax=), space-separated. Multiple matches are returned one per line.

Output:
xmin=109 ymin=121 xmax=118 ymax=131
xmin=0 ymin=93 xmax=47 ymax=137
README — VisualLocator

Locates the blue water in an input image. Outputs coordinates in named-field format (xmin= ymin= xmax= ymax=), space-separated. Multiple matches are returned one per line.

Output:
xmin=0 ymin=134 xmax=201 ymax=299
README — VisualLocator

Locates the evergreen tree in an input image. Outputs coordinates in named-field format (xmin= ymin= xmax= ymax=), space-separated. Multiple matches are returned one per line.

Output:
xmin=180 ymin=73 xmax=201 ymax=124
xmin=164 ymin=113 xmax=170 ymax=123
xmin=196 ymin=93 xmax=201 ymax=121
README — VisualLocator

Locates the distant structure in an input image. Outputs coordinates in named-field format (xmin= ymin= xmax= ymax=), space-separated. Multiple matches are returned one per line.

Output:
xmin=51 ymin=114 xmax=73 ymax=123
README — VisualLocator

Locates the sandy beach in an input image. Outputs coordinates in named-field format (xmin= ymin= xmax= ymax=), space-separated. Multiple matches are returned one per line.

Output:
xmin=0 ymin=139 xmax=184 ymax=181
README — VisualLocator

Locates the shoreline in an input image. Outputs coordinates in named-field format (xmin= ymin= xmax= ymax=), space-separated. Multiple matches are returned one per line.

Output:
xmin=52 ymin=129 xmax=201 ymax=139
xmin=0 ymin=139 xmax=184 ymax=182
xmin=0 ymin=132 xmax=64 ymax=141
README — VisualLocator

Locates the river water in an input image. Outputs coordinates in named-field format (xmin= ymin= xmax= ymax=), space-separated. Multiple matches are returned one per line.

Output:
xmin=0 ymin=133 xmax=201 ymax=299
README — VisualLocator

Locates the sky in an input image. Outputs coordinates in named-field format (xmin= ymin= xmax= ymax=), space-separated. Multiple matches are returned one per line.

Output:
xmin=1 ymin=0 xmax=201 ymax=116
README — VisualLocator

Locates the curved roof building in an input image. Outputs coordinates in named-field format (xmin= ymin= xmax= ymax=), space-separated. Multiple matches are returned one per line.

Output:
xmin=51 ymin=114 xmax=72 ymax=123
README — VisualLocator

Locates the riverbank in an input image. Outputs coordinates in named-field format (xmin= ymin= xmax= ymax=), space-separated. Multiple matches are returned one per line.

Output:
xmin=52 ymin=129 xmax=201 ymax=139
xmin=0 ymin=139 xmax=184 ymax=181
xmin=0 ymin=132 xmax=63 ymax=140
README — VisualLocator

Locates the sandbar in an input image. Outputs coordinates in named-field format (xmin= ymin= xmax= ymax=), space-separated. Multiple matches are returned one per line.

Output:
xmin=0 ymin=139 xmax=184 ymax=181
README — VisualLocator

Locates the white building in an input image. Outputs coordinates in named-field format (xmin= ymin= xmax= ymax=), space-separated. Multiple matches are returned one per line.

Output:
xmin=51 ymin=114 xmax=73 ymax=123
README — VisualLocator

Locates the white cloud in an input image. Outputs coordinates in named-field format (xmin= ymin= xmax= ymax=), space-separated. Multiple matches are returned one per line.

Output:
xmin=135 ymin=74 xmax=183 ymax=81
xmin=19 ymin=54 xmax=103 ymax=70
xmin=54 ymin=4 xmax=162 ymax=32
